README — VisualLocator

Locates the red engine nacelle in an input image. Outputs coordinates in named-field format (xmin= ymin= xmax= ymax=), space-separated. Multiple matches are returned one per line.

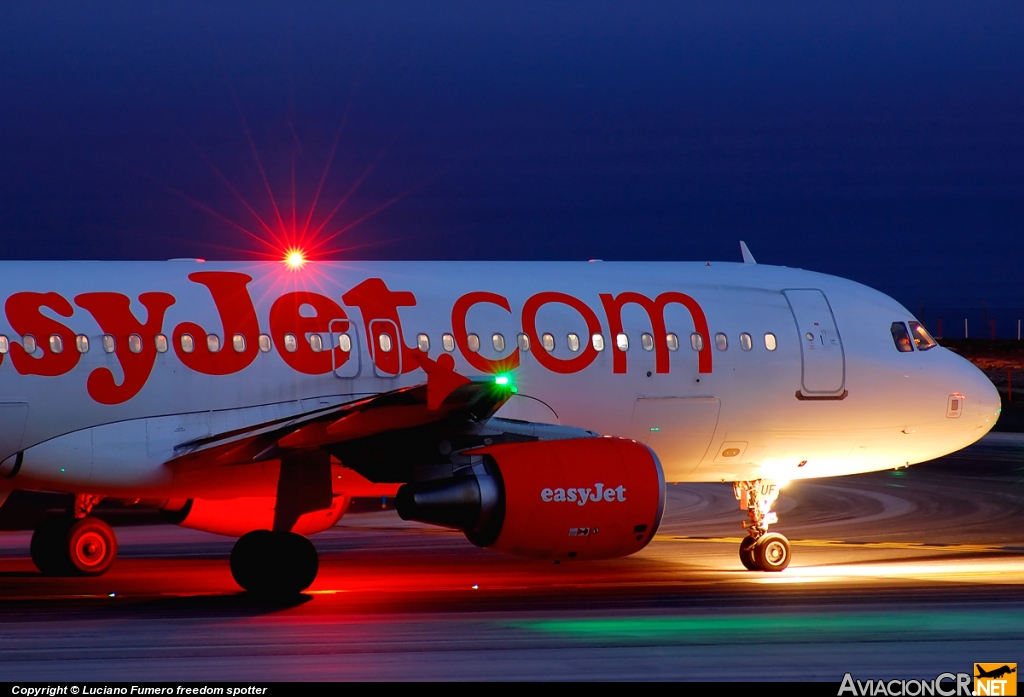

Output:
xmin=396 ymin=438 xmax=665 ymax=561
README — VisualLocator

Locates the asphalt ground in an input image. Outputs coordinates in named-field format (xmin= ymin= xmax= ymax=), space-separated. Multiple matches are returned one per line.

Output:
xmin=0 ymin=434 xmax=1022 ymax=681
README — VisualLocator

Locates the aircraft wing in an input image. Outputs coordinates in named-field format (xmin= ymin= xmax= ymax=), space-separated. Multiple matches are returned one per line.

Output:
xmin=166 ymin=352 xmax=514 ymax=474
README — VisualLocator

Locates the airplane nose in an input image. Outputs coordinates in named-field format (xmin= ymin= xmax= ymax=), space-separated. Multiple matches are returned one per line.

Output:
xmin=959 ymin=355 xmax=1001 ymax=432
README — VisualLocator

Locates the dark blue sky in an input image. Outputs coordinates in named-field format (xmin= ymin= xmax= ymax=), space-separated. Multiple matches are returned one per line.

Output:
xmin=2 ymin=2 xmax=1023 ymax=320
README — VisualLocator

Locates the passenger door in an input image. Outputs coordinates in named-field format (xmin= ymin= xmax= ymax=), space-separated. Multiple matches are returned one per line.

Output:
xmin=783 ymin=289 xmax=846 ymax=398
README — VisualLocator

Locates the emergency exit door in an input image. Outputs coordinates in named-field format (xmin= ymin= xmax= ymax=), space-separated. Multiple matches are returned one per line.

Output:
xmin=369 ymin=319 xmax=402 ymax=377
xmin=330 ymin=319 xmax=360 ymax=378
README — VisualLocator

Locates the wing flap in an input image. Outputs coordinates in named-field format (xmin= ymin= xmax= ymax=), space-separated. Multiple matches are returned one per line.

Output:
xmin=166 ymin=366 xmax=512 ymax=471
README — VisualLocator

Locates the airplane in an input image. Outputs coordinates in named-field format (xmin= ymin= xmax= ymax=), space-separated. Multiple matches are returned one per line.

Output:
xmin=975 ymin=666 xmax=1016 ymax=680
xmin=0 ymin=245 xmax=1001 ymax=594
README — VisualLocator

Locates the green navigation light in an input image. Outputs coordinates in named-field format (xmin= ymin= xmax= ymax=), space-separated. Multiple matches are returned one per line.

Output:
xmin=495 ymin=376 xmax=510 ymax=386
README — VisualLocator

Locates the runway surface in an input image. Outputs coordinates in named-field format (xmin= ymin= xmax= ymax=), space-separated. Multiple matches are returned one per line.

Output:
xmin=1 ymin=434 xmax=1023 ymax=681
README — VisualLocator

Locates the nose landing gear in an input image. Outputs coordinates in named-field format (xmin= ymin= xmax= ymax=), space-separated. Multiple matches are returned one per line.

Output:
xmin=733 ymin=480 xmax=790 ymax=572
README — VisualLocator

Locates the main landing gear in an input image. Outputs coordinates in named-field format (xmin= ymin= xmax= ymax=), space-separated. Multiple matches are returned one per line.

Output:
xmin=31 ymin=495 xmax=117 ymax=576
xmin=733 ymin=480 xmax=791 ymax=572
xmin=230 ymin=530 xmax=319 ymax=596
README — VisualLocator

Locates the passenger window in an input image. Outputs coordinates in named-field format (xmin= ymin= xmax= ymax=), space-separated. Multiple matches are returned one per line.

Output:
xmin=76 ymin=335 xmax=90 ymax=353
xmin=567 ymin=333 xmax=580 ymax=352
xmin=592 ymin=333 xmax=605 ymax=351
xmin=739 ymin=333 xmax=752 ymax=351
xmin=492 ymin=333 xmax=505 ymax=352
xmin=49 ymin=334 xmax=64 ymax=354
xmin=207 ymin=334 xmax=220 ymax=353
xmin=337 ymin=334 xmax=351 ymax=352
xmin=417 ymin=334 xmax=430 ymax=352
xmin=283 ymin=333 xmax=297 ymax=353
xmin=258 ymin=334 xmax=272 ymax=353
xmin=154 ymin=334 xmax=168 ymax=353
xmin=715 ymin=333 xmax=728 ymax=351
xmin=442 ymin=334 xmax=455 ymax=352
xmin=517 ymin=333 xmax=531 ymax=351
xmin=641 ymin=333 xmax=654 ymax=352
xmin=101 ymin=334 xmax=115 ymax=354
xmin=0 ymin=336 xmax=7 ymax=353
xmin=890 ymin=322 xmax=914 ymax=353
xmin=467 ymin=334 xmax=481 ymax=353
xmin=23 ymin=335 xmax=37 ymax=354
xmin=180 ymin=334 xmax=195 ymax=353
xmin=908 ymin=321 xmax=937 ymax=351
xmin=232 ymin=334 xmax=246 ymax=353
xmin=378 ymin=333 xmax=393 ymax=353
xmin=308 ymin=334 xmax=323 ymax=352
xmin=616 ymin=333 xmax=629 ymax=352
xmin=690 ymin=333 xmax=704 ymax=351
xmin=666 ymin=333 xmax=679 ymax=351
xmin=128 ymin=334 xmax=143 ymax=354
xmin=542 ymin=333 xmax=556 ymax=352
xmin=764 ymin=333 xmax=777 ymax=351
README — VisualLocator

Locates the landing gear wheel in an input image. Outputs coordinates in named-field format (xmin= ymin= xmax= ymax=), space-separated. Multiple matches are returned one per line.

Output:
xmin=738 ymin=535 xmax=758 ymax=571
xmin=30 ymin=517 xmax=117 ymax=576
xmin=66 ymin=517 xmax=118 ymax=575
xmin=30 ymin=517 xmax=74 ymax=575
xmin=230 ymin=530 xmax=319 ymax=596
xmin=753 ymin=532 xmax=790 ymax=572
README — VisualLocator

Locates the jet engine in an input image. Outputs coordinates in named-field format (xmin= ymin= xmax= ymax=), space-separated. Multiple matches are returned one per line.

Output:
xmin=396 ymin=438 xmax=665 ymax=561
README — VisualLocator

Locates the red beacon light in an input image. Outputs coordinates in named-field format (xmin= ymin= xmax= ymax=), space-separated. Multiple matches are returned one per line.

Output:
xmin=284 ymin=250 xmax=306 ymax=269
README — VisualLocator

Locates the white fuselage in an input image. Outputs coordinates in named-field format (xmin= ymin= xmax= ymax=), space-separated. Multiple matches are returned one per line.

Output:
xmin=0 ymin=260 xmax=1001 ymax=499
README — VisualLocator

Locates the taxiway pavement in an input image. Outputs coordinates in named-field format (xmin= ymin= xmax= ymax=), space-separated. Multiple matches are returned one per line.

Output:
xmin=1 ymin=434 xmax=1022 ymax=681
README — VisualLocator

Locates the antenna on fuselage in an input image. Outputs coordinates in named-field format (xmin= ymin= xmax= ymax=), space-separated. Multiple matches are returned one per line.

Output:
xmin=739 ymin=241 xmax=757 ymax=264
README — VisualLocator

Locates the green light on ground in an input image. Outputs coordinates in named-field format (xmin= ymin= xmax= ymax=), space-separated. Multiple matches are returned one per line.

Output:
xmin=509 ymin=610 xmax=1024 ymax=641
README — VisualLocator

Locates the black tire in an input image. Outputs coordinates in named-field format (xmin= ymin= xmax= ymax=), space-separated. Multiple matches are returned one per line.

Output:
xmin=230 ymin=530 xmax=274 ymax=592
xmin=274 ymin=533 xmax=318 ymax=594
xmin=753 ymin=532 xmax=791 ymax=572
xmin=738 ymin=535 xmax=758 ymax=571
xmin=66 ymin=518 xmax=117 ymax=576
xmin=230 ymin=530 xmax=318 ymax=596
xmin=30 ymin=517 xmax=74 ymax=576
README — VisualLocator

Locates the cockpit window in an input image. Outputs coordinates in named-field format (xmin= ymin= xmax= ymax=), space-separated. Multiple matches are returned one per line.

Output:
xmin=890 ymin=322 xmax=914 ymax=353
xmin=908 ymin=321 xmax=937 ymax=351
